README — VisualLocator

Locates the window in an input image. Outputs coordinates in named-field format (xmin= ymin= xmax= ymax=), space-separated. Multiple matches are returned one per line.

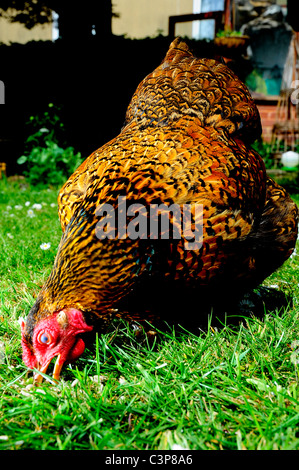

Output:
xmin=193 ymin=0 xmax=224 ymax=39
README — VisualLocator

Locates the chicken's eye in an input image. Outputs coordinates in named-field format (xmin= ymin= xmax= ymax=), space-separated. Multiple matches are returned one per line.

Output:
xmin=38 ymin=332 xmax=52 ymax=345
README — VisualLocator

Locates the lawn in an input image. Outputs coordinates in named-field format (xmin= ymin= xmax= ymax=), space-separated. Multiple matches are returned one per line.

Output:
xmin=0 ymin=178 xmax=299 ymax=451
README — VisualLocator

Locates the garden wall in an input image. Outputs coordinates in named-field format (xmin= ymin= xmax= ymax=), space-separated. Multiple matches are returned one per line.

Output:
xmin=254 ymin=95 xmax=279 ymax=142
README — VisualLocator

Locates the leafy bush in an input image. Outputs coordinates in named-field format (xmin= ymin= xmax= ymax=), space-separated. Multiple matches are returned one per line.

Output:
xmin=17 ymin=104 xmax=83 ymax=187
xmin=251 ymin=139 xmax=275 ymax=169
xmin=245 ymin=69 xmax=268 ymax=95
xmin=18 ymin=140 xmax=82 ymax=186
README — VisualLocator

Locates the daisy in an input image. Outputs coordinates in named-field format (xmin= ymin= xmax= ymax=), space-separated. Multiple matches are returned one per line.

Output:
xmin=6 ymin=233 xmax=14 ymax=239
xmin=14 ymin=205 xmax=23 ymax=210
xmin=27 ymin=209 xmax=35 ymax=218
xmin=40 ymin=243 xmax=51 ymax=250
xmin=171 ymin=444 xmax=189 ymax=450
xmin=25 ymin=201 xmax=30 ymax=207
xmin=32 ymin=203 xmax=42 ymax=210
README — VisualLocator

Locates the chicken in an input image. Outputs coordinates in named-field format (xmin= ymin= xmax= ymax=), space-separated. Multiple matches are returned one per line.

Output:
xmin=21 ymin=38 xmax=298 ymax=382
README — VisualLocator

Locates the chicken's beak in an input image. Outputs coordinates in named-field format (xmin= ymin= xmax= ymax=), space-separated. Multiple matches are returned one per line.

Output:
xmin=52 ymin=355 xmax=64 ymax=382
xmin=34 ymin=354 xmax=63 ymax=384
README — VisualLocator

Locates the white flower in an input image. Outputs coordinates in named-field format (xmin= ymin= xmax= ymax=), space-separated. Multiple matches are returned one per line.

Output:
xmin=50 ymin=203 xmax=56 ymax=208
xmin=6 ymin=205 xmax=12 ymax=211
xmin=6 ymin=233 xmax=14 ymax=239
xmin=25 ymin=201 xmax=30 ymax=207
xmin=40 ymin=243 xmax=51 ymax=250
xmin=171 ymin=444 xmax=189 ymax=450
xmin=32 ymin=203 xmax=42 ymax=210
xmin=27 ymin=209 xmax=35 ymax=218
xmin=71 ymin=379 xmax=79 ymax=387
xmin=14 ymin=205 xmax=23 ymax=210
xmin=9 ymin=213 xmax=15 ymax=217
xmin=39 ymin=127 xmax=49 ymax=133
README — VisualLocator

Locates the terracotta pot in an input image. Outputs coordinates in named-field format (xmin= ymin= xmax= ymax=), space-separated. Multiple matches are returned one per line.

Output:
xmin=214 ymin=35 xmax=250 ymax=59
xmin=214 ymin=35 xmax=250 ymax=49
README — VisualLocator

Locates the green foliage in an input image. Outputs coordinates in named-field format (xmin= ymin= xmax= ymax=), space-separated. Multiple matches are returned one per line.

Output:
xmin=252 ymin=139 xmax=275 ymax=169
xmin=216 ymin=29 xmax=244 ymax=38
xmin=246 ymin=69 xmax=268 ymax=95
xmin=17 ymin=141 xmax=82 ymax=187
xmin=252 ymin=138 xmax=299 ymax=170
xmin=17 ymin=103 xmax=83 ymax=187
xmin=23 ymin=102 xmax=67 ymax=147
xmin=251 ymin=140 xmax=299 ymax=193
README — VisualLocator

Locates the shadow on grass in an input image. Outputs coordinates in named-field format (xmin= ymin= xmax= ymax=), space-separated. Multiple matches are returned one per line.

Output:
xmin=81 ymin=284 xmax=292 ymax=359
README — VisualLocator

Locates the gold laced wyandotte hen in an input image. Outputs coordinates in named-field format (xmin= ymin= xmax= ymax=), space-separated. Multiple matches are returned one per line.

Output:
xmin=21 ymin=38 xmax=298 ymax=383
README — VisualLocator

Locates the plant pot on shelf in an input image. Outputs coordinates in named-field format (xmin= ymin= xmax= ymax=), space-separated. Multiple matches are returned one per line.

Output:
xmin=214 ymin=35 xmax=250 ymax=58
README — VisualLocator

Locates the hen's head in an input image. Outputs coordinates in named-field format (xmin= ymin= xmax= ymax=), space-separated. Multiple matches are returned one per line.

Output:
xmin=21 ymin=308 xmax=93 ymax=383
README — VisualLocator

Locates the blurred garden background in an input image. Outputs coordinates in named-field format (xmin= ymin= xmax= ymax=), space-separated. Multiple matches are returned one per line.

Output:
xmin=0 ymin=0 xmax=299 ymax=189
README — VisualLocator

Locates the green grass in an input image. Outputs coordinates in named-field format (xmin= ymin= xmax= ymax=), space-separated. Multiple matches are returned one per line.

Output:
xmin=0 ymin=178 xmax=299 ymax=450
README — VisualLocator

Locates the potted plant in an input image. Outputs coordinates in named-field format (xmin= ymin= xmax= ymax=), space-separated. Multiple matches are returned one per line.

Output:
xmin=214 ymin=28 xmax=250 ymax=53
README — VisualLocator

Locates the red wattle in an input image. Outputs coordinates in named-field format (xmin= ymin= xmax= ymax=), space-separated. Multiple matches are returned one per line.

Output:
xmin=68 ymin=338 xmax=86 ymax=362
